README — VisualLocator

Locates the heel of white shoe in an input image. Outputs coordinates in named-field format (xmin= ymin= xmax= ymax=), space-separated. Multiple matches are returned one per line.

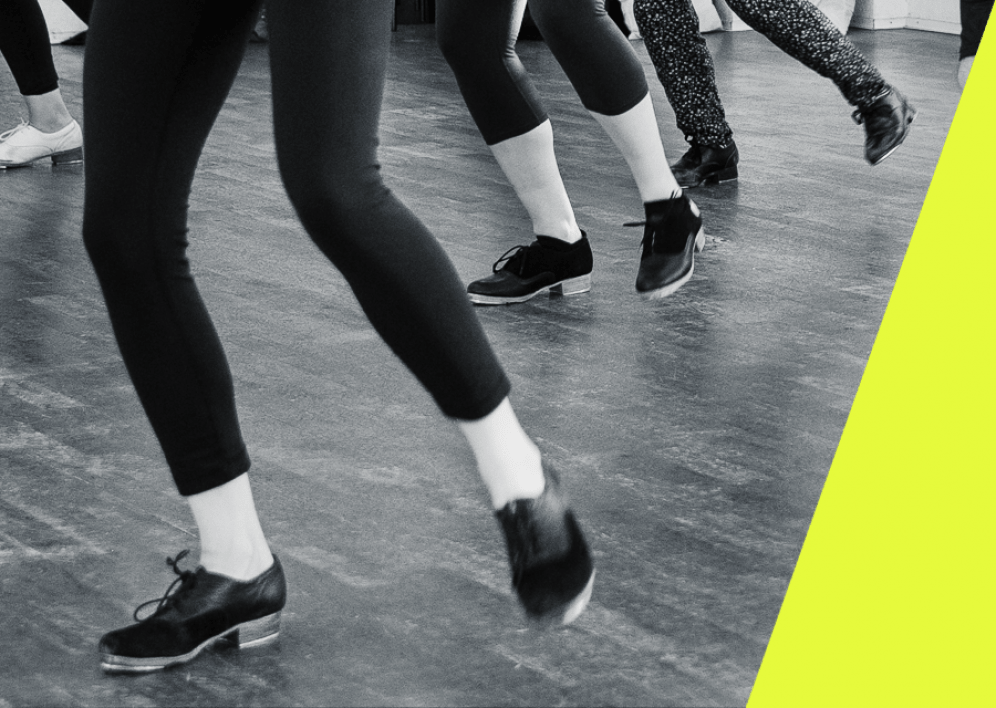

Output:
xmin=552 ymin=273 xmax=592 ymax=297
xmin=52 ymin=146 xmax=83 ymax=165
xmin=230 ymin=611 xmax=281 ymax=648
xmin=693 ymin=228 xmax=705 ymax=253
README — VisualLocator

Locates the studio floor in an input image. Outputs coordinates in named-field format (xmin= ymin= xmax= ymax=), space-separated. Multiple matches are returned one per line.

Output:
xmin=0 ymin=22 xmax=962 ymax=708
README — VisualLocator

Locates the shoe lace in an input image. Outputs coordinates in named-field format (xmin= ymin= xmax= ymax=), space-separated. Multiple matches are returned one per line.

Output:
xmin=131 ymin=549 xmax=197 ymax=622
xmin=626 ymin=195 xmax=693 ymax=257
xmin=491 ymin=245 xmax=530 ymax=275
xmin=624 ymin=219 xmax=658 ymax=258
xmin=0 ymin=120 xmax=30 ymax=143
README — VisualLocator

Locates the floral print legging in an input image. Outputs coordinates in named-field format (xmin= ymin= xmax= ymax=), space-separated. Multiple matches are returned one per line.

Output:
xmin=633 ymin=0 xmax=890 ymax=148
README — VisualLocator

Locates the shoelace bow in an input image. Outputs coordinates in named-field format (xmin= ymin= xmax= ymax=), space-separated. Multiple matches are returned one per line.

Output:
xmin=626 ymin=218 xmax=670 ymax=257
xmin=0 ymin=120 xmax=30 ymax=143
xmin=492 ymin=244 xmax=531 ymax=275
xmin=626 ymin=196 xmax=690 ymax=255
xmin=132 ymin=549 xmax=196 ymax=622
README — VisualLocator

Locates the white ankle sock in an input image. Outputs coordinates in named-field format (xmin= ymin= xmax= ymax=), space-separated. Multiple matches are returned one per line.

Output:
xmin=187 ymin=474 xmax=274 ymax=580
xmin=490 ymin=121 xmax=583 ymax=243
xmin=458 ymin=398 xmax=545 ymax=509
xmin=590 ymin=93 xmax=682 ymax=202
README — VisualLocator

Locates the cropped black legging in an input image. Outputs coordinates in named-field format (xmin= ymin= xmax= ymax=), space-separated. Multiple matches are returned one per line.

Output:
xmin=0 ymin=0 xmax=91 ymax=96
xmin=436 ymin=0 xmax=650 ymax=145
xmin=81 ymin=0 xmax=511 ymax=497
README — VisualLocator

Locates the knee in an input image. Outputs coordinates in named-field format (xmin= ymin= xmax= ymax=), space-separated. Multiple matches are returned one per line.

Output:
xmin=81 ymin=200 xmax=127 ymax=269
xmin=82 ymin=198 xmax=183 ymax=279
xmin=282 ymin=167 xmax=389 ymax=241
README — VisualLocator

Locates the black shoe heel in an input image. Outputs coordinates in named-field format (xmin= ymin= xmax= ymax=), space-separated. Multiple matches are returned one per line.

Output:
xmin=706 ymin=164 xmax=738 ymax=184
xmin=52 ymin=146 xmax=83 ymax=165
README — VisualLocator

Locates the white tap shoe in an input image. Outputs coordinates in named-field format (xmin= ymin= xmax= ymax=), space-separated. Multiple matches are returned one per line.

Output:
xmin=0 ymin=119 xmax=83 ymax=168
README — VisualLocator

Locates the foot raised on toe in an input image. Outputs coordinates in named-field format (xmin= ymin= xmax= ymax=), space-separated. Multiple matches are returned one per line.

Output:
xmin=467 ymin=233 xmax=593 ymax=305
xmin=98 ymin=550 xmax=286 ymax=673
xmin=634 ymin=194 xmax=705 ymax=300
xmin=496 ymin=466 xmax=595 ymax=625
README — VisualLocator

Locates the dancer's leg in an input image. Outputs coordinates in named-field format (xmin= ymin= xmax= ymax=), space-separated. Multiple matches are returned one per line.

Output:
xmin=188 ymin=474 xmax=273 ymax=580
xmin=83 ymin=0 xmax=264 ymax=507
xmin=490 ymin=121 xmax=582 ymax=242
xmin=528 ymin=0 xmax=680 ymax=201
xmin=632 ymin=0 xmax=739 ymax=187
xmin=0 ymin=0 xmax=83 ymax=166
xmin=0 ymin=0 xmax=62 ymax=98
xmin=724 ymin=0 xmax=888 ymax=108
xmin=588 ymin=94 xmax=681 ymax=202
xmin=633 ymin=0 xmax=733 ymax=149
xmin=437 ymin=0 xmax=580 ymax=243
xmin=439 ymin=0 xmax=699 ymax=301
xmin=458 ymin=399 xmax=543 ymax=508
xmin=0 ymin=0 xmax=88 ymax=130
xmin=722 ymin=0 xmax=914 ymax=164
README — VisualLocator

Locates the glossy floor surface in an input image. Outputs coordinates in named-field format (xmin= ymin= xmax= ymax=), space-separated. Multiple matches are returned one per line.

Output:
xmin=0 ymin=23 xmax=961 ymax=708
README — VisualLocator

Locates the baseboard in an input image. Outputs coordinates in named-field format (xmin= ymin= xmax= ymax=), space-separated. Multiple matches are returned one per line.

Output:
xmin=850 ymin=15 xmax=909 ymax=29
xmin=906 ymin=17 xmax=961 ymax=34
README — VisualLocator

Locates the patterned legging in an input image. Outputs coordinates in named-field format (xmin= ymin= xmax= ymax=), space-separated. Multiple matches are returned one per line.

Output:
xmin=633 ymin=0 xmax=889 ymax=148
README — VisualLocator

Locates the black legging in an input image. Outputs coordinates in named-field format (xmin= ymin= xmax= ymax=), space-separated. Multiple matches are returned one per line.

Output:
xmin=0 ymin=0 xmax=91 ymax=96
xmin=961 ymin=0 xmax=994 ymax=59
xmin=81 ymin=0 xmax=511 ymax=497
xmin=435 ymin=0 xmax=650 ymax=145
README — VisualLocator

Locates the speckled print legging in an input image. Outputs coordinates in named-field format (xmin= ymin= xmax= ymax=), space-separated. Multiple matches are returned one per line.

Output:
xmin=633 ymin=0 xmax=890 ymax=148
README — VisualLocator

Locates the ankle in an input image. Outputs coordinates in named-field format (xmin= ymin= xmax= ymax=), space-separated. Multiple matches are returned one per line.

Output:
xmin=484 ymin=445 xmax=545 ymax=510
xmin=198 ymin=543 xmax=274 ymax=581
xmin=533 ymin=224 xmax=582 ymax=244
xmin=536 ymin=233 xmax=586 ymax=251
xmin=28 ymin=117 xmax=74 ymax=135
xmin=645 ymin=193 xmax=687 ymax=218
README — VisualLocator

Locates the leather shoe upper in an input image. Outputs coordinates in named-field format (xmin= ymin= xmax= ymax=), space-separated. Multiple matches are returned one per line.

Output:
xmin=853 ymin=88 xmax=916 ymax=165
xmin=99 ymin=555 xmax=286 ymax=659
xmin=670 ymin=140 xmax=739 ymax=188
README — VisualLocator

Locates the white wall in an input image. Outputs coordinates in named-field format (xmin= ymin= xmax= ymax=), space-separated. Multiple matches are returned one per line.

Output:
xmin=852 ymin=0 xmax=960 ymax=33
xmin=907 ymin=0 xmax=961 ymax=33
xmin=39 ymin=0 xmax=962 ymax=40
